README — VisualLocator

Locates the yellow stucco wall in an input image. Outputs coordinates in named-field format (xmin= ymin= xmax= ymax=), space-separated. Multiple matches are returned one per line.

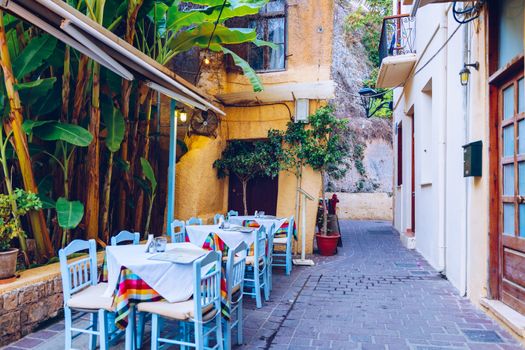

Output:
xmin=171 ymin=0 xmax=334 ymax=254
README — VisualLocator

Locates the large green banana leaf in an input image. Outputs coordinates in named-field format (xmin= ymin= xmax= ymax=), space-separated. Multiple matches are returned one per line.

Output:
xmin=14 ymin=78 xmax=57 ymax=106
xmin=101 ymin=98 xmax=125 ymax=153
xmin=220 ymin=46 xmax=263 ymax=91
xmin=56 ymin=197 xmax=84 ymax=229
xmin=140 ymin=157 xmax=157 ymax=193
xmin=30 ymin=122 xmax=93 ymax=147
xmin=12 ymin=34 xmax=57 ymax=80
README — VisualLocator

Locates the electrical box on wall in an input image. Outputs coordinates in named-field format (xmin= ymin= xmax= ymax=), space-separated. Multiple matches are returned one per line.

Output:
xmin=295 ymin=98 xmax=309 ymax=123
xmin=463 ymin=141 xmax=482 ymax=177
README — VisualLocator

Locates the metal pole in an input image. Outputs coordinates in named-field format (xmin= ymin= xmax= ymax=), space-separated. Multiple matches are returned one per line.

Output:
xmin=301 ymin=192 xmax=307 ymax=261
xmin=166 ymin=100 xmax=177 ymax=236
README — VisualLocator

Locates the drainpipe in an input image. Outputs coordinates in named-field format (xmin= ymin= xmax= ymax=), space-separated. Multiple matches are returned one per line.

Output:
xmin=462 ymin=20 xmax=471 ymax=297
xmin=437 ymin=11 xmax=448 ymax=273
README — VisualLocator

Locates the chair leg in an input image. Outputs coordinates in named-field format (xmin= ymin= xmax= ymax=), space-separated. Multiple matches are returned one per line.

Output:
xmin=64 ymin=307 xmax=73 ymax=350
xmin=216 ymin=314 xmax=224 ymax=350
xmin=125 ymin=307 xmax=136 ymax=350
xmin=151 ymin=314 xmax=160 ymax=350
xmin=136 ymin=312 xmax=146 ymax=350
xmin=195 ymin=319 xmax=204 ymax=350
xmin=286 ymin=249 xmax=292 ymax=275
xmin=98 ymin=310 xmax=109 ymax=350
xmin=237 ymin=300 xmax=243 ymax=345
xmin=223 ymin=319 xmax=231 ymax=350
xmin=89 ymin=311 xmax=98 ymax=350
xmin=254 ymin=268 xmax=262 ymax=308
xmin=263 ymin=269 xmax=270 ymax=302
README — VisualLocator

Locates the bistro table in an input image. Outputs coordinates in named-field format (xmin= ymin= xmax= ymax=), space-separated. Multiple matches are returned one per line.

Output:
xmin=185 ymin=224 xmax=257 ymax=252
xmin=102 ymin=242 xmax=209 ymax=350
xmin=229 ymin=215 xmax=292 ymax=237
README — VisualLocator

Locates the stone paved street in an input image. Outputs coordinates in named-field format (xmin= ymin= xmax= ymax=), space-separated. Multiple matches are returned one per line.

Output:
xmin=3 ymin=220 xmax=524 ymax=349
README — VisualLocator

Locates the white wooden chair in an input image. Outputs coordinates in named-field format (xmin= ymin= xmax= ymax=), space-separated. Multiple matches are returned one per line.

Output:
xmin=272 ymin=216 xmax=294 ymax=275
xmin=170 ymin=220 xmax=186 ymax=243
xmin=243 ymin=227 xmax=269 ymax=308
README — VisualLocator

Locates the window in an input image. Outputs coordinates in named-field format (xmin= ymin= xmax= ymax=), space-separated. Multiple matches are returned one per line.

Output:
xmin=397 ymin=122 xmax=403 ymax=186
xmin=247 ymin=0 xmax=286 ymax=72
xmin=497 ymin=0 xmax=524 ymax=68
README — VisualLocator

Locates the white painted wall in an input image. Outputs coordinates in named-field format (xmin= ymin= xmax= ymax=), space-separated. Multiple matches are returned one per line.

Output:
xmin=392 ymin=2 xmax=489 ymax=298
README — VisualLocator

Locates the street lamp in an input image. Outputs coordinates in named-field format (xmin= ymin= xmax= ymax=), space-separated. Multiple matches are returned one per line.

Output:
xmin=459 ymin=62 xmax=479 ymax=86
xmin=358 ymin=87 xmax=392 ymax=118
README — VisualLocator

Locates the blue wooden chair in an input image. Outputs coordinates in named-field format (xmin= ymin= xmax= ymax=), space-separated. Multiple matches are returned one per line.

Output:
xmin=272 ymin=216 xmax=294 ymax=276
xmin=137 ymin=251 xmax=224 ymax=350
xmin=266 ymin=224 xmax=276 ymax=292
xmin=186 ymin=217 xmax=203 ymax=226
xmin=224 ymin=242 xmax=248 ymax=349
xmin=170 ymin=220 xmax=186 ymax=243
xmin=227 ymin=210 xmax=239 ymax=217
xmin=59 ymin=239 xmax=114 ymax=350
xmin=243 ymin=227 xmax=269 ymax=308
xmin=213 ymin=214 xmax=224 ymax=225
xmin=110 ymin=231 xmax=140 ymax=246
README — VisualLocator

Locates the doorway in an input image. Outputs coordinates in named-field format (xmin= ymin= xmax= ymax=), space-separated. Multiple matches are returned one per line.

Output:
xmin=228 ymin=174 xmax=278 ymax=216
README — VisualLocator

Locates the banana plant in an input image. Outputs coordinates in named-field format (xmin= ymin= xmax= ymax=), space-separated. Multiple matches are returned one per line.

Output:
xmin=136 ymin=0 xmax=275 ymax=91
xmin=25 ymin=121 xmax=93 ymax=247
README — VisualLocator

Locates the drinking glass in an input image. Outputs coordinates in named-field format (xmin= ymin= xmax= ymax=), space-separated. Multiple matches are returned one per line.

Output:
xmin=155 ymin=236 xmax=168 ymax=252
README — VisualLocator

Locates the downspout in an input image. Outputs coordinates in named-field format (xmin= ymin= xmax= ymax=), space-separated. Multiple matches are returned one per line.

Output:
xmin=462 ymin=19 xmax=471 ymax=297
xmin=438 ymin=11 xmax=448 ymax=273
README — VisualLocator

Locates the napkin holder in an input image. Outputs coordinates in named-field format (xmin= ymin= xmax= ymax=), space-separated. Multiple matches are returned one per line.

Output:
xmin=145 ymin=234 xmax=156 ymax=253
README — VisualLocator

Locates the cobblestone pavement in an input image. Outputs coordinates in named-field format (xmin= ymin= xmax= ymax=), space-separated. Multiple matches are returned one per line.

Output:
xmin=3 ymin=221 xmax=524 ymax=350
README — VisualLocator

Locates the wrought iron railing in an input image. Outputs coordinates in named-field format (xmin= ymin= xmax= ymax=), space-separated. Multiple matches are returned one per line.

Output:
xmin=378 ymin=14 xmax=416 ymax=65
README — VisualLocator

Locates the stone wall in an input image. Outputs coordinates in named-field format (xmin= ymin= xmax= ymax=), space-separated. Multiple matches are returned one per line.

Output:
xmin=0 ymin=273 xmax=63 ymax=346
xmin=329 ymin=192 xmax=393 ymax=221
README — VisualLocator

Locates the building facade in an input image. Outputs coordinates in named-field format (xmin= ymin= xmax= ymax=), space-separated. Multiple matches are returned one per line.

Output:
xmin=386 ymin=0 xmax=525 ymax=337
xmin=158 ymin=0 xmax=335 ymax=254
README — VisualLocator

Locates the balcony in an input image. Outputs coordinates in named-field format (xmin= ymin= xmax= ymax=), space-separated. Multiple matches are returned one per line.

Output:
xmin=376 ymin=14 xmax=417 ymax=89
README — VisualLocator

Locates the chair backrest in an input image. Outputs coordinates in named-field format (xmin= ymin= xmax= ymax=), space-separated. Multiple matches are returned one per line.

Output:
xmin=193 ymin=250 xmax=222 ymax=324
xmin=213 ymin=214 xmax=224 ymax=225
xmin=286 ymin=216 xmax=295 ymax=246
xmin=170 ymin=219 xmax=186 ymax=243
xmin=58 ymin=239 xmax=98 ymax=303
xmin=227 ymin=210 xmax=239 ymax=217
xmin=267 ymin=223 xmax=276 ymax=263
xmin=226 ymin=242 xmax=248 ymax=303
xmin=187 ymin=217 xmax=203 ymax=226
xmin=111 ymin=231 xmax=140 ymax=246
xmin=253 ymin=226 xmax=267 ymax=272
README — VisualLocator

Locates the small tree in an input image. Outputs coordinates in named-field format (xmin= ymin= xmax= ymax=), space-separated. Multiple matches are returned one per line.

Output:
xmin=214 ymin=139 xmax=283 ymax=216
xmin=304 ymin=106 xmax=349 ymax=236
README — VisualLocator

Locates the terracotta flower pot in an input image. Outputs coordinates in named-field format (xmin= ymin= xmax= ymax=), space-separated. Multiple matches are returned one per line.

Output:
xmin=0 ymin=248 xmax=18 ymax=280
xmin=316 ymin=233 xmax=340 ymax=256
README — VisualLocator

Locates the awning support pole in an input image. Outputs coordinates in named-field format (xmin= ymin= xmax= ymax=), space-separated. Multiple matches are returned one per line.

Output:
xmin=166 ymin=100 xmax=177 ymax=236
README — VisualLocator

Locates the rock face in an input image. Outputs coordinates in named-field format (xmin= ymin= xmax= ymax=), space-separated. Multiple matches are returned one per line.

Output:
xmin=330 ymin=0 xmax=393 ymax=200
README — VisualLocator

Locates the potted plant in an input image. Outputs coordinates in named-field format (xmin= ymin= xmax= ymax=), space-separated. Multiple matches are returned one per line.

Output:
xmin=0 ymin=126 xmax=42 ymax=280
xmin=304 ymin=106 xmax=348 ymax=256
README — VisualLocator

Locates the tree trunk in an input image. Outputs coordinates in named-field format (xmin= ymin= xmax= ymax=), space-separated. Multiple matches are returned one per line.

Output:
xmin=100 ymin=152 xmax=114 ymax=243
xmin=117 ymin=0 xmax=144 ymax=231
xmin=0 ymin=12 xmax=53 ymax=258
xmin=61 ymin=46 xmax=70 ymax=122
xmin=320 ymin=169 xmax=327 ymax=236
xmin=84 ymin=62 xmax=101 ymax=240
xmin=241 ymin=179 xmax=248 ymax=216
xmin=133 ymin=91 xmax=153 ymax=231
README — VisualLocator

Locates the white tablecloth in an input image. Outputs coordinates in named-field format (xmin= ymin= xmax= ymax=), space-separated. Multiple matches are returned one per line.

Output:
xmin=229 ymin=216 xmax=287 ymax=234
xmin=103 ymin=242 xmax=207 ymax=303
xmin=185 ymin=224 xmax=256 ymax=249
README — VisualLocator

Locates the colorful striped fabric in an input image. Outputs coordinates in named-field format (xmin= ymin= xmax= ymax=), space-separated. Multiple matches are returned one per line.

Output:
xmin=243 ymin=219 xmax=297 ymax=240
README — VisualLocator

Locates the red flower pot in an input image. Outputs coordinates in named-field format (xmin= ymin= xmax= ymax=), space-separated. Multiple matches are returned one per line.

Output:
xmin=316 ymin=233 xmax=340 ymax=256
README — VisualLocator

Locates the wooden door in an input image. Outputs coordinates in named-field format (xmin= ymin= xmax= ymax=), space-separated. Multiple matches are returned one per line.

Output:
xmin=228 ymin=175 xmax=278 ymax=216
xmin=497 ymin=70 xmax=525 ymax=312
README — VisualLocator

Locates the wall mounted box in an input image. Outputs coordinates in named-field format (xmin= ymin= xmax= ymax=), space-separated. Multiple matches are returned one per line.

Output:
xmin=463 ymin=141 xmax=482 ymax=177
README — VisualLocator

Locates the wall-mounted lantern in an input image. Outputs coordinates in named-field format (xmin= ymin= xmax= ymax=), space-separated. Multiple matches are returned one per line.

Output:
xmin=459 ymin=62 xmax=479 ymax=86
xmin=174 ymin=109 xmax=188 ymax=123
xmin=358 ymin=87 xmax=392 ymax=118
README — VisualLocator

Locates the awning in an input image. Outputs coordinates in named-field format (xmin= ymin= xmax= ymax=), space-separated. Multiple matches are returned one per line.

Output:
xmin=216 ymin=80 xmax=335 ymax=105
xmin=0 ymin=0 xmax=225 ymax=116
xmin=376 ymin=54 xmax=417 ymax=89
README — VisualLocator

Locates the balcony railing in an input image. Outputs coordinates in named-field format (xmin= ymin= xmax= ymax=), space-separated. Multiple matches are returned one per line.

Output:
xmin=378 ymin=14 xmax=416 ymax=65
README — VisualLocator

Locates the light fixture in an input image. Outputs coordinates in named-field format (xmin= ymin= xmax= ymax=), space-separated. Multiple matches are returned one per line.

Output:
xmin=203 ymin=56 xmax=210 ymax=65
xmin=459 ymin=62 xmax=479 ymax=86
xmin=358 ymin=87 xmax=392 ymax=118
xmin=180 ymin=111 xmax=188 ymax=123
